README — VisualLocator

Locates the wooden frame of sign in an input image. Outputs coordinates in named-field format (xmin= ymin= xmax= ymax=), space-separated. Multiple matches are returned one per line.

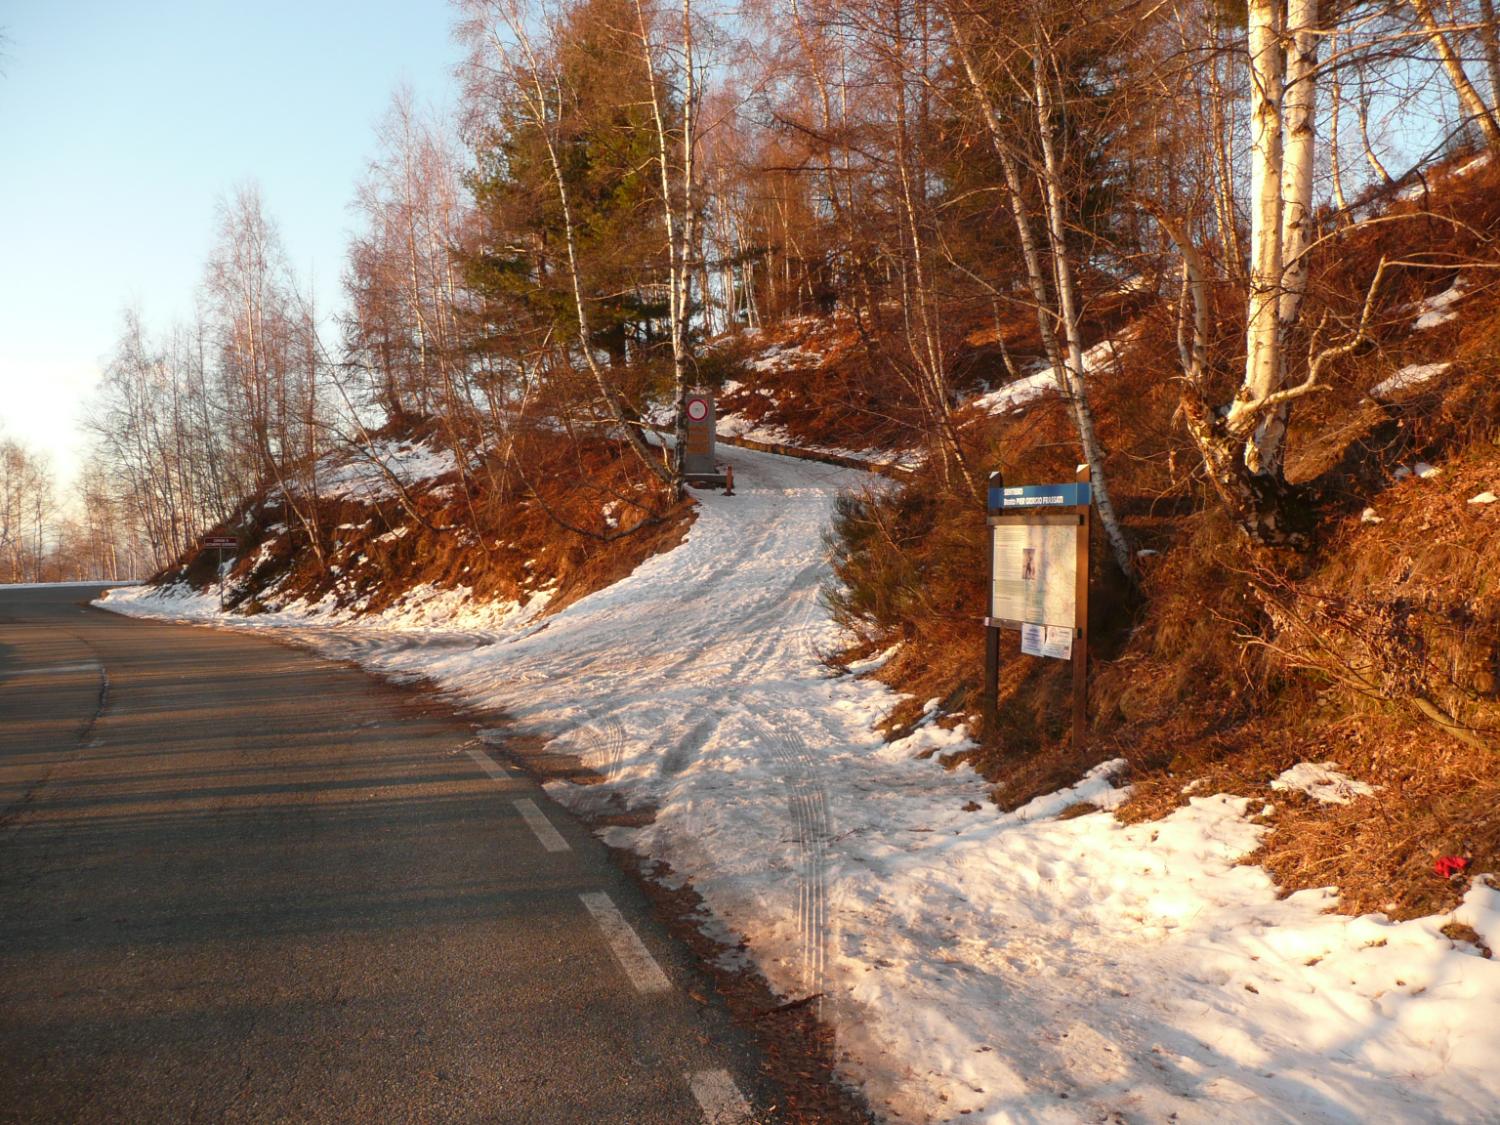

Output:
xmin=981 ymin=464 xmax=1092 ymax=753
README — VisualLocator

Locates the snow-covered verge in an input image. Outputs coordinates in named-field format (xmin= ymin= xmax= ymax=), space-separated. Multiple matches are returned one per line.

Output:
xmin=99 ymin=444 xmax=1500 ymax=1124
xmin=104 ymin=573 xmax=549 ymax=637
xmin=1 ymin=579 xmax=140 ymax=590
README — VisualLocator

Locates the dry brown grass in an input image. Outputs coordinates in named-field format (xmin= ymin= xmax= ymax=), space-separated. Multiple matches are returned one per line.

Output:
xmin=816 ymin=149 xmax=1500 ymax=919
xmin=179 ymin=422 xmax=694 ymax=628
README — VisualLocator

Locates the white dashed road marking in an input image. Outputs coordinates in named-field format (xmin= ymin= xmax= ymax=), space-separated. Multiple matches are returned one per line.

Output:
xmin=578 ymin=891 xmax=672 ymax=994
xmin=513 ymin=798 xmax=570 ymax=852
xmin=2 ymin=662 xmax=100 ymax=678
xmin=688 ymin=1069 xmax=755 ymax=1123
xmin=466 ymin=746 xmax=515 ymax=782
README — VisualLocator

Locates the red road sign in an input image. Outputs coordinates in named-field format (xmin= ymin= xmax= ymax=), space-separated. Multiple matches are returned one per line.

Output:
xmin=685 ymin=396 xmax=709 ymax=422
xmin=201 ymin=536 xmax=238 ymax=549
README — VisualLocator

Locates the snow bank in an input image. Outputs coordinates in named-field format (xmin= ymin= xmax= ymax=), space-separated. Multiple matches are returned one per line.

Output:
xmin=98 ymin=443 xmax=1500 ymax=1124
xmin=103 ymin=575 xmax=549 ymax=642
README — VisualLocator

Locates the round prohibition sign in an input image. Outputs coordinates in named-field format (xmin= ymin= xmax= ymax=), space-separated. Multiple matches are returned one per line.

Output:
xmin=686 ymin=398 xmax=709 ymax=422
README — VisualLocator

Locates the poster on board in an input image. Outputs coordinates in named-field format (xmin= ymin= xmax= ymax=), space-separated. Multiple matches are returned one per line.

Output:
xmin=1019 ymin=622 xmax=1074 ymax=660
xmin=990 ymin=521 xmax=1077 ymax=628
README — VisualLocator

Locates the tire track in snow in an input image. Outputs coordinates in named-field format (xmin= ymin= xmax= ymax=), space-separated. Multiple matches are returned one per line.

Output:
xmin=757 ymin=714 xmax=831 ymax=1015
xmin=576 ymin=716 xmax=630 ymax=782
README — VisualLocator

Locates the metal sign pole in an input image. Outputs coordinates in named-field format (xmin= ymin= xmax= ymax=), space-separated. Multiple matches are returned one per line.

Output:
xmin=219 ymin=546 xmax=226 ymax=612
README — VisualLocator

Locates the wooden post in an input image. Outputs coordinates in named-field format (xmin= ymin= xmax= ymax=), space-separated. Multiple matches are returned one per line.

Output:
xmin=1072 ymin=464 xmax=1091 ymax=753
xmin=983 ymin=470 xmax=1002 ymax=738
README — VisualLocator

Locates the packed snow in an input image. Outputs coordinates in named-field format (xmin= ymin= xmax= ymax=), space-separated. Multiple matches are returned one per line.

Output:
xmin=100 ymin=442 xmax=1500 ymax=1124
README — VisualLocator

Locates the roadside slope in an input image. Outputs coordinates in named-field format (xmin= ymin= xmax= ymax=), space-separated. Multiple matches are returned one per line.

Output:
xmin=102 ymin=443 xmax=1500 ymax=1124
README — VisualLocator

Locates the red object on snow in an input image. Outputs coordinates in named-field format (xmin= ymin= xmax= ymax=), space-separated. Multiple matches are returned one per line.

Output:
xmin=1434 ymin=855 xmax=1470 ymax=879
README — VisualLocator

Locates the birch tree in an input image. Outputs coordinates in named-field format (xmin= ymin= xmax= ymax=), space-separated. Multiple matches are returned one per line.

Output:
xmin=630 ymin=0 xmax=706 ymax=483
xmin=941 ymin=0 xmax=1136 ymax=572
xmin=1403 ymin=0 xmax=1500 ymax=148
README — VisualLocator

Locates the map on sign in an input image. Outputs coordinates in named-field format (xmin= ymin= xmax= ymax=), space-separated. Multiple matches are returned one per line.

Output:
xmin=991 ymin=521 xmax=1076 ymax=628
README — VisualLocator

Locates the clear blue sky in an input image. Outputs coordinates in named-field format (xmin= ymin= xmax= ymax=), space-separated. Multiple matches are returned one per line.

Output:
xmin=0 ymin=0 xmax=464 ymax=495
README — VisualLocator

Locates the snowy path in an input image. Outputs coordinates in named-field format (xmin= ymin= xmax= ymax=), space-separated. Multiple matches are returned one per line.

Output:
xmin=102 ymin=444 xmax=1500 ymax=1124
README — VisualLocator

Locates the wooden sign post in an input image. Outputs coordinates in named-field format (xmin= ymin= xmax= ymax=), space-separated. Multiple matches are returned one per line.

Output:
xmin=981 ymin=465 xmax=1092 ymax=752
xmin=201 ymin=535 xmax=238 ymax=611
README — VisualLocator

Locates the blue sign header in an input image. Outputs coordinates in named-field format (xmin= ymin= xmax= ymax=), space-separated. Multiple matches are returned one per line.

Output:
xmin=988 ymin=482 xmax=1092 ymax=511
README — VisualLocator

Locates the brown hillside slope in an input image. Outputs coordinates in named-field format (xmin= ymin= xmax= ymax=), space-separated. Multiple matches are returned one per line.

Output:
xmin=166 ymin=422 xmax=693 ymax=625
xmin=747 ymin=151 xmax=1500 ymax=921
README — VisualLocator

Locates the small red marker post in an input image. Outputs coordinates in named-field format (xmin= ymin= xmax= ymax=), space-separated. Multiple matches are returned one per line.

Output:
xmin=724 ymin=465 xmax=735 ymax=496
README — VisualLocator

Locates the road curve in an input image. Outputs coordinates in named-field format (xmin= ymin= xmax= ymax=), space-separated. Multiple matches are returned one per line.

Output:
xmin=0 ymin=584 xmax=767 ymax=1123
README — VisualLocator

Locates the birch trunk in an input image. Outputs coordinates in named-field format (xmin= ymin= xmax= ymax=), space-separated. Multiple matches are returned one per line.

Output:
xmin=942 ymin=7 xmax=1133 ymax=573
xmin=1252 ymin=0 xmax=1319 ymax=475
xmin=1236 ymin=0 xmax=1286 ymax=476
xmin=634 ymin=0 xmax=697 ymax=491
xmin=1406 ymin=0 xmax=1500 ymax=149
xmin=1032 ymin=60 xmax=1133 ymax=575
xmin=1480 ymin=0 xmax=1500 ymax=115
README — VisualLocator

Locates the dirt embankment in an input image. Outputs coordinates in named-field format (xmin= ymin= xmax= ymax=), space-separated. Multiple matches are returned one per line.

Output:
xmin=168 ymin=421 xmax=694 ymax=626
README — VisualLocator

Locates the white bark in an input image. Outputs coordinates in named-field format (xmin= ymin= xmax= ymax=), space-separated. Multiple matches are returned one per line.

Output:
xmin=634 ymin=0 xmax=699 ymax=489
xmin=1252 ymin=0 xmax=1320 ymax=474
xmin=1406 ymin=0 xmax=1500 ymax=149
xmin=1480 ymin=0 xmax=1500 ymax=116
xmin=943 ymin=6 xmax=1133 ymax=573
xmin=1236 ymin=0 xmax=1287 ymax=476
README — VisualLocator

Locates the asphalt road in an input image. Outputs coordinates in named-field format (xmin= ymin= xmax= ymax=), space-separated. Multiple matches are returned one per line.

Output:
xmin=0 ymin=584 xmax=767 ymax=1123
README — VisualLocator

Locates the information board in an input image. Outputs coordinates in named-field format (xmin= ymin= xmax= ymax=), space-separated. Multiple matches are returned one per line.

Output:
xmin=990 ymin=519 xmax=1076 ymax=628
xmin=981 ymin=468 xmax=1092 ymax=752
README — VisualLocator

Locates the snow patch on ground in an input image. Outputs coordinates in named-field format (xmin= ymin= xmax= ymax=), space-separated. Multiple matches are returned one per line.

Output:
xmin=312 ymin=438 xmax=458 ymax=501
xmin=970 ymin=371 xmax=1057 ymax=416
xmin=1271 ymin=762 xmax=1376 ymax=805
xmin=97 ymin=443 xmax=1500 ymax=1124
xmin=743 ymin=342 xmax=825 ymax=374
xmin=713 ymin=382 xmax=921 ymax=472
xmin=0 ymin=579 xmax=140 ymax=590
xmin=103 ymin=574 xmax=550 ymax=639
xmin=1411 ymin=281 xmax=1466 ymax=331
xmin=1369 ymin=361 xmax=1451 ymax=400
xmin=971 ymin=337 xmax=1124 ymax=418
